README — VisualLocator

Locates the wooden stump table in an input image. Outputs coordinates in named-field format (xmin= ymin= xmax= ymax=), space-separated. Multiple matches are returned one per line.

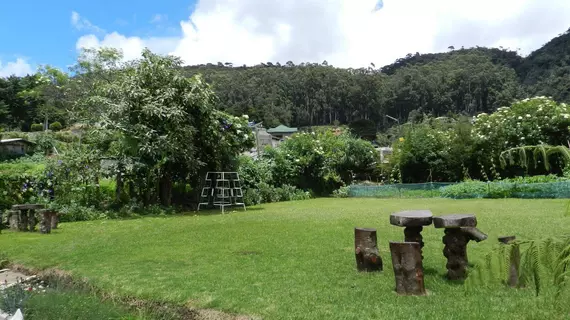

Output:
xmin=390 ymin=210 xmax=433 ymax=257
xmin=433 ymin=214 xmax=487 ymax=280
xmin=11 ymin=204 xmax=45 ymax=232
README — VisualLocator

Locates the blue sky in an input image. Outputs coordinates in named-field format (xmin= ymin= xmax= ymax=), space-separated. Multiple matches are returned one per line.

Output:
xmin=0 ymin=0 xmax=196 ymax=73
xmin=1 ymin=0 xmax=569 ymax=77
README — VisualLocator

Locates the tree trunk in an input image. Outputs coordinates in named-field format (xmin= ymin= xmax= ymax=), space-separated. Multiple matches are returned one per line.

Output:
xmin=389 ymin=242 xmax=426 ymax=295
xmin=354 ymin=228 xmax=383 ymax=272
xmin=115 ymin=164 xmax=123 ymax=202
xmin=159 ymin=173 xmax=173 ymax=206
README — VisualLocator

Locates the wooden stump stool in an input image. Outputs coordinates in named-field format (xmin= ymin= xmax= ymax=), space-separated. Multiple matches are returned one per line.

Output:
xmin=39 ymin=209 xmax=56 ymax=234
xmin=354 ymin=228 xmax=383 ymax=272
xmin=8 ymin=210 xmax=20 ymax=230
xmin=498 ymin=236 xmax=520 ymax=287
xmin=390 ymin=210 xmax=433 ymax=257
xmin=389 ymin=242 xmax=426 ymax=295
xmin=433 ymin=214 xmax=478 ymax=280
xmin=12 ymin=204 xmax=45 ymax=232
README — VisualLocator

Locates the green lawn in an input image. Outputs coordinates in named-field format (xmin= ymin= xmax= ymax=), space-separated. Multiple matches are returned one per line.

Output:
xmin=1 ymin=198 xmax=569 ymax=320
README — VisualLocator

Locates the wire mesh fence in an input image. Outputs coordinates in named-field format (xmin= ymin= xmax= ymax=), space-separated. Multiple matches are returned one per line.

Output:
xmin=348 ymin=181 xmax=570 ymax=199
xmin=348 ymin=183 xmax=455 ymax=198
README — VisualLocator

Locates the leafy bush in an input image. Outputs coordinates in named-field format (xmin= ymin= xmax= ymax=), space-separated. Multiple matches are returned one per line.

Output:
xmin=0 ymin=156 xmax=50 ymax=210
xmin=332 ymin=186 xmax=350 ymax=198
xmin=349 ymin=119 xmax=376 ymax=140
xmin=391 ymin=117 xmax=475 ymax=183
xmin=30 ymin=123 xmax=44 ymax=132
xmin=262 ymin=131 xmax=377 ymax=195
xmin=49 ymin=121 xmax=63 ymax=131
xmin=440 ymin=176 xmax=570 ymax=199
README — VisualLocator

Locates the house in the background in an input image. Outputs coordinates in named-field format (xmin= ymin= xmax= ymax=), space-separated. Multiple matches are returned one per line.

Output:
xmin=267 ymin=125 xmax=298 ymax=139
xmin=0 ymin=138 xmax=35 ymax=156
xmin=256 ymin=128 xmax=281 ymax=149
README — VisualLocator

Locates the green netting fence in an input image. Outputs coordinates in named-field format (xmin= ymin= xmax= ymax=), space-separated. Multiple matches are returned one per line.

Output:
xmin=348 ymin=181 xmax=570 ymax=199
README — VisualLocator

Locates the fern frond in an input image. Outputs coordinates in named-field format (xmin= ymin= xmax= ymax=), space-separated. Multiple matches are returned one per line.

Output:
xmin=519 ymin=147 xmax=528 ymax=169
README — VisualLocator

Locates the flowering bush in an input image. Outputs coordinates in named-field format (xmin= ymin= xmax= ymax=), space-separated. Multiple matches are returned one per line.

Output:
xmin=473 ymin=97 xmax=570 ymax=151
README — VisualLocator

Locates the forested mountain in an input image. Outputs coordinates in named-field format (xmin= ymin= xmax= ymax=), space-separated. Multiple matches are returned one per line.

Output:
xmin=2 ymin=29 xmax=570 ymax=131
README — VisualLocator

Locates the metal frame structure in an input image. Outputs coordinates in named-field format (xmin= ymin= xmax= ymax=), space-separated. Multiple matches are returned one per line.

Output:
xmin=197 ymin=172 xmax=246 ymax=213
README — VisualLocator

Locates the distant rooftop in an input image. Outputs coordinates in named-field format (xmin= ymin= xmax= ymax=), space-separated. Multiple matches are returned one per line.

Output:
xmin=267 ymin=125 xmax=298 ymax=134
xmin=0 ymin=138 xmax=35 ymax=145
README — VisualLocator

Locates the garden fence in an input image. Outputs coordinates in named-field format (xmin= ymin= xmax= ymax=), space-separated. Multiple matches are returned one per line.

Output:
xmin=348 ymin=181 xmax=570 ymax=199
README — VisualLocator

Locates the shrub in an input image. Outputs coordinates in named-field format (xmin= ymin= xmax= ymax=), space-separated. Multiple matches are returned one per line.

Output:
xmin=332 ymin=186 xmax=350 ymax=198
xmin=349 ymin=119 xmax=376 ymax=140
xmin=262 ymin=131 xmax=377 ymax=195
xmin=30 ymin=123 xmax=44 ymax=132
xmin=49 ymin=122 xmax=63 ymax=131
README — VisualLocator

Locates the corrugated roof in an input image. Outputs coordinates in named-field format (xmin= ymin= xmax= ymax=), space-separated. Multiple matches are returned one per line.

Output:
xmin=267 ymin=125 xmax=298 ymax=133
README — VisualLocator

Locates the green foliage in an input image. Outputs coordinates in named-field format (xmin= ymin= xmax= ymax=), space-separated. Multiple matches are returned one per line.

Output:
xmin=262 ymin=131 xmax=377 ymax=195
xmin=87 ymin=49 xmax=254 ymax=206
xmin=49 ymin=121 xmax=62 ymax=131
xmin=237 ymin=156 xmax=311 ymax=205
xmin=440 ymin=177 xmax=570 ymax=199
xmin=332 ymin=186 xmax=350 ymax=198
xmin=0 ymin=156 xmax=49 ymax=210
xmin=348 ymin=119 xmax=376 ymax=140
xmin=30 ymin=123 xmax=43 ymax=132
xmin=391 ymin=116 xmax=475 ymax=182
xmin=468 ymin=236 xmax=570 ymax=298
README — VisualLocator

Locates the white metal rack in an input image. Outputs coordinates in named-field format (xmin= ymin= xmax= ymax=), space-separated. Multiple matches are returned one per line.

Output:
xmin=197 ymin=172 xmax=246 ymax=213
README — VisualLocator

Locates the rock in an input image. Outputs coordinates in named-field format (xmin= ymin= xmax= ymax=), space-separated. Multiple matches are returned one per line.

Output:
xmin=9 ymin=309 xmax=23 ymax=320
xmin=390 ymin=210 xmax=433 ymax=227
xmin=433 ymin=214 xmax=477 ymax=228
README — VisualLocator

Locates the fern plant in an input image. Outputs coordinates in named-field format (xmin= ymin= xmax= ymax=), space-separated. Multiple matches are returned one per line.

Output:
xmin=499 ymin=144 xmax=570 ymax=216
xmin=466 ymin=236 xmax=570 ymax=298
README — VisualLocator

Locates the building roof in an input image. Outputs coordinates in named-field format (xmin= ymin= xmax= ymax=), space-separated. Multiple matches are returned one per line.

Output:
xmin=267 ymin=125 xmax=298 ymax=134
xmin=0 ymin=138 xmax=35 ymax=145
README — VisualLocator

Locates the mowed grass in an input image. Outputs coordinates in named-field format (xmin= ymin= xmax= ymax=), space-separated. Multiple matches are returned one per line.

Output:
xmin=1 ymin=198 xmax=569 ymax=320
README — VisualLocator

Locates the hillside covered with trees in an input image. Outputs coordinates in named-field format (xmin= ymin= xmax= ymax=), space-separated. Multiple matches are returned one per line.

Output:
xmin=1 ymin=28 xmax=570 ymax=131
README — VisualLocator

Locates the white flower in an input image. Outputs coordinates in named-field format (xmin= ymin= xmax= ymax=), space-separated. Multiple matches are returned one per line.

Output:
xmin=237 ymin=129 xmax=242 ymax=134
xmin=565 ymin=114 xmax=570 ymax=119
xmin=242 ymin=115 xmax=249 ymax=120
xmin=521 ymin=137 xmax=525 ymax=140
xmin=243 ymin=134 xmax=249 ymax=139
xmin=526 ymin=114 xmax=531 ymax=118
xmin=295 ymin=159 xmax=300 ymax=162
xmin=311 ymin=132 xmax=316 ymax=135
xmin=236 ymin=123 xmax=242 ymax=128
xmin=518 ymin=116 xmax=523 ymax=120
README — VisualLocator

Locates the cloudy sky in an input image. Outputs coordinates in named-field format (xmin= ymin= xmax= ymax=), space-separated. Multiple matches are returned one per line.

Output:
xmin=1 ymin=0 xmax=570 ymax=77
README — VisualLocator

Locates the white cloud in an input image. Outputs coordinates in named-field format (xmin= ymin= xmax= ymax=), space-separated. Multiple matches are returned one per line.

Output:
xmin=151 ymin=14 xmax=167 ymax=23
xmin=0 ymin=58 xmax=33 ymax=77
xmin=71 ymin=11 xmax=104 ymax=34
xmin=75 ymin=0 xmax=570 ymax=67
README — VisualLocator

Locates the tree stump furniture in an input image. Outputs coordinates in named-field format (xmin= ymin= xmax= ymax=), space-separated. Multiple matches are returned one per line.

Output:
xmin=11 ymin=204 xmax=45 ymax=232
xmin=389 ymin=242 xmax=426 ymax=295
xmin=354 ymin=228 xmax=383 ymax=272
xmin=38 ymin=209 xmax=57 ymax=234
xmin=498 ymin=236 xmax=520 ymax=287
xmin=390 ymin=210 xmax=433 ymax=257
xmin=7 ymin=210 xmax=19 ymax=230
xmin=433 ymin=214 xmax=481 ymax=280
